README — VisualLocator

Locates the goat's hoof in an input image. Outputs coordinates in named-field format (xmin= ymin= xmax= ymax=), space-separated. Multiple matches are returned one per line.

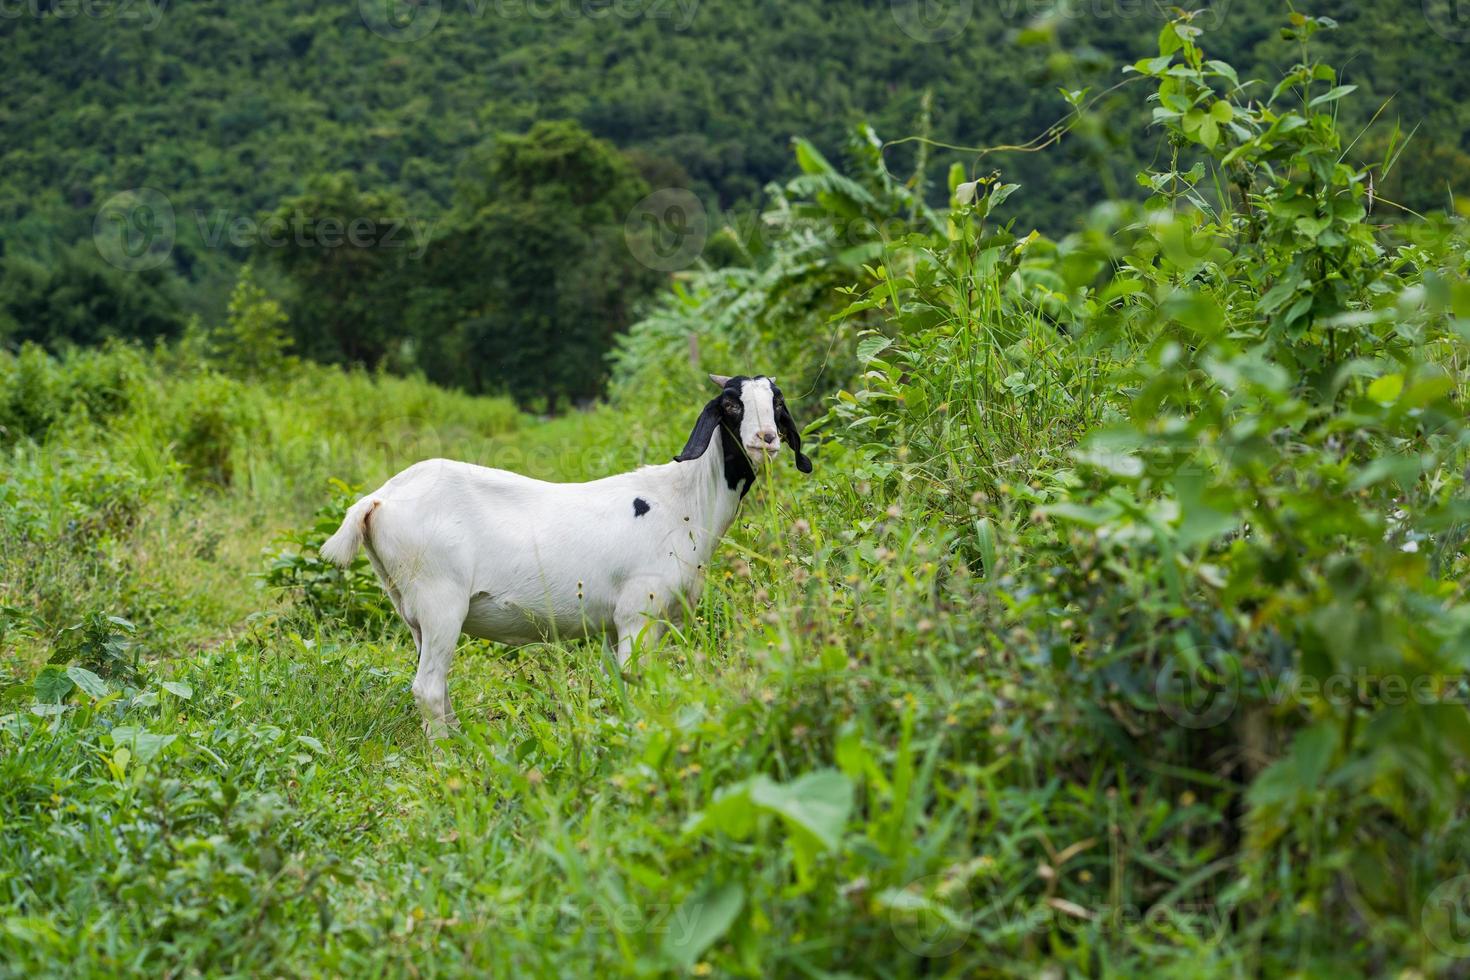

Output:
xmin=422 ymin=717 xmax=458 ymax=741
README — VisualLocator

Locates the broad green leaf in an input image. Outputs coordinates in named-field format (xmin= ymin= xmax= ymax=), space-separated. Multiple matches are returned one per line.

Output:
xmin=856 ymin=336 xmax=894 ymax=362
xmin=33 ymin=667 xmax=74 ymax=705
xmin=946 ymin=161 xmax=966 ymax=194
xmin=1308 ymin=85 xmax=1356 ymax=108
xmin=1133 ymin=54 xmax=1174 ymax=75
xmin=1072 ymin=448 xmax=1144 ymax=479
xmin=835 ymin=723 xmax=868 ymax=781
xmin=1366 ymin=373 xmax=1403 ymax=405
xmin=973 ymin=517 xmax=996 ymax=578
xmin=161 ymin=681 xmax=193 ymax=700
xmin=65 ymin=666 xmax=108 ymax=700
xmin=1198 ymin=117 xmax=1219 ymax=150
xmin=663 ymin=881 xmax=744 ymax=969
xmin=791 ymin=137 xmax=831 ymax=176
xmin=1258 ymin=280 xmax=1298 ymax=315
xmin=1289 ymin=724 xmax=1337 ymax=786
xmin=1157 ymin=23 xmax=1182 ymax=57
xmin=682 ymin=780 xmax=757 ymax=841
xmin=109 ymin=727 xmax=178 ymax=765
xmin=748 ymin=770 xmax=853 ymax=852
xmin=1101 ymin=277 xmax=1145 ymax=302
xmin=297 ymin=735 xmax=325 ymax=753
xmin=1205 ymin=60 xmax=1240 ymax=88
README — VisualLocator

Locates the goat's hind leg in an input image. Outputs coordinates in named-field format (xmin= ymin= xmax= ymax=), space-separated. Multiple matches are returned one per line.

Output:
xmin=407 ymin=591 xmax=469 ymax=740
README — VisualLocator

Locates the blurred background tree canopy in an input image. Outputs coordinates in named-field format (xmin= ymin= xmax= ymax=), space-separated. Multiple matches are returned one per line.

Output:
xmin=0 ymin=0 xmax=1466 ymax=408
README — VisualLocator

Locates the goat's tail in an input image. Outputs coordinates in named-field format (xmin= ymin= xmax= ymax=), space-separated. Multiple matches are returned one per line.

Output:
xmin=319 ymin=496 xmax=380 ymax=567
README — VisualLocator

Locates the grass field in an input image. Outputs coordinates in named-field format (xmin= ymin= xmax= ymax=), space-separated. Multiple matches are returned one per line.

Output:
xmin=5 ymin=12 xmax=1470 ymax=976
xmin=0 ymin=341 xmax=1261 ymax=976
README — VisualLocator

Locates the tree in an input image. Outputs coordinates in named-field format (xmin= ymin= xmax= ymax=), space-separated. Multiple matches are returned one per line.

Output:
xmin=423 ymin=120 xmax=663 ymax=412
xmin=0 ymin=246 xmax=183 ymax=350
xmin=213 ymin=264 xmax=293 ymax=379
xmin=257 ymin=173 xmax=414 ymax=368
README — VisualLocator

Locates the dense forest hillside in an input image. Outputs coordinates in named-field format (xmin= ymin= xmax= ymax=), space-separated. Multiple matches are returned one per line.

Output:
xmin=3 ymin=0 xmax=1470 ymax=404
xmin=3 ymin=0 xmax=1468 ymax=283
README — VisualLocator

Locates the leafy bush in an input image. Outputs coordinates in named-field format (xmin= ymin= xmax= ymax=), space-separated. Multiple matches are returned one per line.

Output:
xmin=0 ymin=342 xmax=148 ymax=445
xmin=262 ymin=481 xmax=397 ymax=630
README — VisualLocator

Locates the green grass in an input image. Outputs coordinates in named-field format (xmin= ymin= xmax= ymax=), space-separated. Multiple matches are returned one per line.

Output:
xmin=0 ymin=343 xmax=1256 ymax=977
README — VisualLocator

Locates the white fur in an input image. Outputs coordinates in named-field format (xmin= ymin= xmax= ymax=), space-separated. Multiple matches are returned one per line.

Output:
xmin=319 ymin=377 xmax=785 ymax=735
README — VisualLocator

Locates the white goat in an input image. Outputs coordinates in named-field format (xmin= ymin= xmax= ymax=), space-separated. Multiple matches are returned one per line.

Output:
xmin=319 ymin=374 xmax=812 ymax=734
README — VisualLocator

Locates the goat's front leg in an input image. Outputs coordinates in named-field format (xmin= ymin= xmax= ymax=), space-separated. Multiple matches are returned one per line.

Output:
xmin=613 ymin=585 xmax=668 ymax=669
xmin=614 ymin=628 xmax=636 ymax=669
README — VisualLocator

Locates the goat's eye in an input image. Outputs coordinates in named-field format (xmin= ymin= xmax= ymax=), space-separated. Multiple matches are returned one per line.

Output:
xmin=724 ymin=399 xmax=743 ymax=415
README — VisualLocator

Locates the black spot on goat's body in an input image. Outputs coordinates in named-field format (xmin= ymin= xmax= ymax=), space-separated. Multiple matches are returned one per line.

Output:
xmin=633 ymin=497 xmax=651 ymax=517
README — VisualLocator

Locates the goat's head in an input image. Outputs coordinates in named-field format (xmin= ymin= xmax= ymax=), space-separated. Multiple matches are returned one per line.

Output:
xmin=674 ymin=374 xmax=813 ymax=476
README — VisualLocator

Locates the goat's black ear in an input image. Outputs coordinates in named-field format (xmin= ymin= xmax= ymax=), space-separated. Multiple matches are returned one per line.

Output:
xmin=775 ymin=400 xmax=813 ymax=473
xmin=674 ymin=398 xmax=722 ymax=462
